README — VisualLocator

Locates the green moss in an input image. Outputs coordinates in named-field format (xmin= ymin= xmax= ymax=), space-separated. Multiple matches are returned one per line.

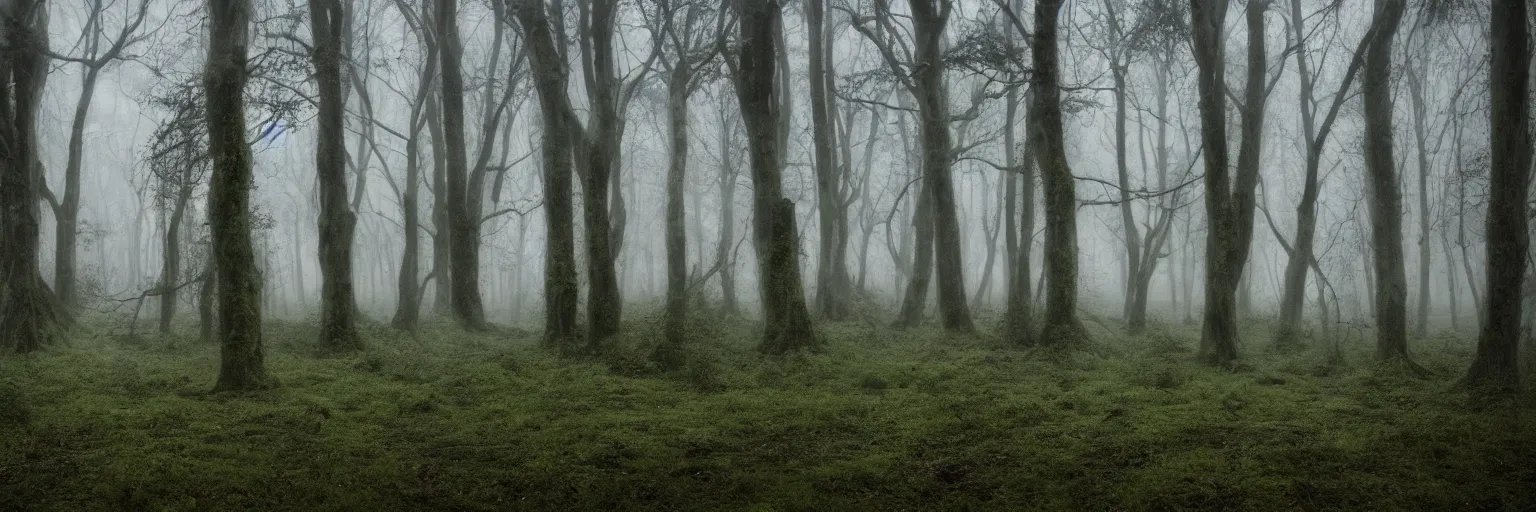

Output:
xmin=0 ymin=318 xmax=1532 ymax=510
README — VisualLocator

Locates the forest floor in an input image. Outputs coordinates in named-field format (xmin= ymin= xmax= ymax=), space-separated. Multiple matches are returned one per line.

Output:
xmin=1 ymin=311 xmax=1533 ymax=511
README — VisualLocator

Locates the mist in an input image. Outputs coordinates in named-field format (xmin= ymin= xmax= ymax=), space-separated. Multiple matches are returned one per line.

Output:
xmin=1 ymin=0 xmax=1533 ymax=509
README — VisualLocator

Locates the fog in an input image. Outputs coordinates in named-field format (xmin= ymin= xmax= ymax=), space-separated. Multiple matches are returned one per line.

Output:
xmin=2 ymin=0 xmax=1532 ymax=508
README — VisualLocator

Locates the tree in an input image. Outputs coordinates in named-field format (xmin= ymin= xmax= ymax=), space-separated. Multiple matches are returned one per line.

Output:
xmin=1461 ymin=0 xmax=1528 ymax=392
xmin=1191 ymin=0 xmax=1276 ymax=365
xmin=387 ymin=0 xmax=438 ymax=332
xmin=728 ymin=0 xmax=818 ymax=354
xmin=512 ymin=0 xmax=581 ymax=349
xmin=1030 ymin=0 xmax=1083 ymax=344
xmin=436 ymin=0 xmax=488 ymax=330
xmin=206 ymin=0 xmax=270 ymax=391
xmin=807 ymin=0 xmax=852 ymax=321
xmin=646 ymin=0 xmax=722 ymax=369
xmin=45 ymin=0 xmax=152 ymax=309
xmin=1361 ymin=0 xmax=1415 ymax=365
xmin=0 ymin=0 xmax=61 ymax=353
xmin=573 ymin=0 xmax=655 ymax=348
xmin=1273 ymin=0 xmax=1371 ymax=348
xmin=310 ymin=0 xmax=361 ymax=351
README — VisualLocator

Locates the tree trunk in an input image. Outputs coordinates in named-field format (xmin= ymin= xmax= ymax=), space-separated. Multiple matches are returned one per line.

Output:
xmin=198 ymin=248 xmax=216 ymax=344
xmin=656 ymin=73 xmax=691 ymax=370
xmin=1193 ymin=0 xmax=1268 ymax=365
xmin=1406 ymin=54 xmax=1432 ymax=340
xmin=807 ymin=0 xmax=850 ymax=321
xmin=513 ymin=0 xmax=580 ymax=349
xmin=717 ymin=105 xmax=740 ymax=316
xmin=1030 ymin=0 xmax=1082 ymax=344
xmin=732 ymin=0 xmax=817 ymax=354
xmin=908 ymin=0 xmax=973 ymax=332
xmin=436 ymin=0 xmax=487 ymax=330
xmin=575 ymin=0 xmax=625 ymax=349
xmin=311 ymin=0 xmax=361 ymax=350
xmin=160 ymin=186 xmax=192 ymax=334
xmin=894 ymin=184 xmax=934 ymax=328
xmin=0 ymin=0 xmax=61 ymax=353
xmin=1462 ymin=0 xmax=1529 ymax=391
xmin=1362 ymin=0 xmax=1412 ymax=364
xmin=205 ymin=0 xmax=269 ymax=391
xmin=426 ymin=46 xmax=452 ymax=317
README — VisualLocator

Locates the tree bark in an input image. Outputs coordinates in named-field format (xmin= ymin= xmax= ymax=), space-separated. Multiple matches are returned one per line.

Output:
xmin=1030 ymin=0 xmax=1082 ymax=344
xmin=311 ymin=0 xmax=361 ymax=350
xmin=731 ymin=0 xmax=818 ymax=354
xmin=909 ymin=0 xmax=973 ymax=332
xmin=205 ymin=0 xmax=269 ymax=391
xmin=436 ymin=0 xmax=488 ymax=330
xmin=513 ymin=0 xmax=581 ymax=349
xmin=1462 ymin=0 xmax=1529 ymax=391
xmin=1193 ymin=0 xmax=1269 ymax=365
xmin=1361 ymin=0 xmax=1413 ymax=364
xmin=0 ymin=0 xmax=61 ymax=353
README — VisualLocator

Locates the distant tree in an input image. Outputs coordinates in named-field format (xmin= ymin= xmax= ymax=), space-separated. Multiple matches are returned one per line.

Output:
xmin=644 ymin=0 xmax=723 ymax=369
xmin=727 ymin=0 xmax=819 ymax=354
xmin=206 ymin=0 xmax=270 ymax=391
xmin=1461 ymin=0 xmax=1529 ymax=392
xmin=43 ymin=0 xmax=152 ymax=309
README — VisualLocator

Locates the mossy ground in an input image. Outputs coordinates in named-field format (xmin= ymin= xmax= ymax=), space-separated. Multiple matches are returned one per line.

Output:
xmin=1 ymin=312 xmax=1532 ymax=511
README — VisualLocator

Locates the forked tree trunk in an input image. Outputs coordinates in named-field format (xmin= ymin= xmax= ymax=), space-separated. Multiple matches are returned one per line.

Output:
xmin=732 ymin=0 xmax=817 ymax=354
xmin=911 ymin=0 xmax=973 ymax=332
xmin=806 ymin=0 xmax=851 ymax=321
xmin=1192 ymin=0 xmax=1268 ymax=366
xmin=1462 ymin=0 xmax=1529 ymax=391
xmin=206 ymin=0 xmax=269 ymax=391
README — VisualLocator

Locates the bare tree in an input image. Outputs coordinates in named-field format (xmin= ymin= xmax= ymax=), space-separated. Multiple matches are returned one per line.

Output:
xmin=44 ymin=0 xmax=152 ymax=309
xmin=513 ymin=0 xmax=581 ymax=349
xmin=646 ymin=0 xmax=723 ymax=369
xmin=1272 ymin=0 xmax=1370 ymax=348
xmin=807 ymin=0 xmax=852 ymax=320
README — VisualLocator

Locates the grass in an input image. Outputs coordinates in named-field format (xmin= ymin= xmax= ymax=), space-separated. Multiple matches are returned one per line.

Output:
xmin=1 ymin=312 xmax=1533 ymax=511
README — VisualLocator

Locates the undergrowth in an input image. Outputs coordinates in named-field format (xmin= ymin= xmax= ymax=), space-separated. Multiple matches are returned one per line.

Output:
xmin=0 ymin=315 xmax=1532 ymax=511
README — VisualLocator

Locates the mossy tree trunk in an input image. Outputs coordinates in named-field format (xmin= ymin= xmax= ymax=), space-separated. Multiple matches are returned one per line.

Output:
xmin=729 ymin=0 xmax=818 ymax=355
xmin=513 ymin=0 xmax=581 ymax=350
xmin=311 ymin=0 xmax=362 ymax=351
xmin=1030 ymin=0 xmax=1083 ymax=345
xmin=1462 ymin=0 xmax=1529 ymax=392
xmin=573 ymin=0 xmax=634 ymax=350
xmin=205 ymin=0 xmax=269 ymax=391
xmin=1191 ymin=0 xmax=1269 ymax=366
xmin=0 ymin=0 xmax=61 ymax=354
